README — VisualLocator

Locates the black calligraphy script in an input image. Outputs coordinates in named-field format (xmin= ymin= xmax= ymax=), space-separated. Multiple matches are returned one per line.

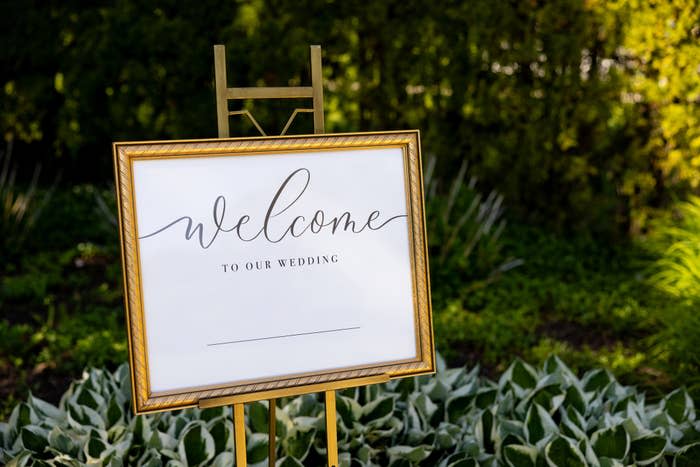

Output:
xmin=139 ymin=168 xmax=407 ymax=248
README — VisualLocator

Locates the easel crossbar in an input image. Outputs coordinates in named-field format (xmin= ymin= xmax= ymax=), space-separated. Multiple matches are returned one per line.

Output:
xmin=226 ymin=86 xmax=313 ymax=99
xmin=198 ymin=374 xmax=390 ymax=408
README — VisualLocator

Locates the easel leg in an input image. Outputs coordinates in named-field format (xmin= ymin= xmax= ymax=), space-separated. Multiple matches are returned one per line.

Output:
xmin=268 ymin=398 xmax=276 ymax=466
xmin=325 ymin=390 xmax=339 ymax=467
xmin=233 ymin=403 xmax=247 ymax=467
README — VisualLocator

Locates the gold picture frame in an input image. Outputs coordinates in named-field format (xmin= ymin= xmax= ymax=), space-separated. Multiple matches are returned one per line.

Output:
xmin=113 ymin=130 xmax=434 ymax=414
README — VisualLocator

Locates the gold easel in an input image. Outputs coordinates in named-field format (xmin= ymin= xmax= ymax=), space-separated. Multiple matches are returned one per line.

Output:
xmin=207 ymin=44 xmax=390 ymax=467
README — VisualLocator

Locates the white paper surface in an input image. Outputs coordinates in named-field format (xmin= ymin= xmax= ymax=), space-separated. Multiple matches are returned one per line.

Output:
xmin=132 ymin=147 xmax=416 ymax=393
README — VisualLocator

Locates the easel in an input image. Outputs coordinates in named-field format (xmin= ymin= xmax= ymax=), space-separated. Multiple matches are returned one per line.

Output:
xmin=204 ymin=44 xmax=390 ymax=467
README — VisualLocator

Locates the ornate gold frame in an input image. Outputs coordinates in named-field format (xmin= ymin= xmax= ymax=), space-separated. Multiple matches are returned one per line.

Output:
xmin=113 ymin=130 xmax=434 ymax=414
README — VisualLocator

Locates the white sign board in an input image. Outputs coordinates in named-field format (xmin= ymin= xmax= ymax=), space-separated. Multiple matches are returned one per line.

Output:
xmin=114 ymin=131 xmax=433 ymax=413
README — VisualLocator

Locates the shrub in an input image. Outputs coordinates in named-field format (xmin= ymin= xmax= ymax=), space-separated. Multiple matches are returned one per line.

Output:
xmin=647 ymin=197 xmax=700 ymax=394
xmin=3 ymin=2 xmax=699 ymax=234
xmin=2 ymin=356 xmax=699 ymax=466
xmin=424 ymin=154 xmax=522 ymax=306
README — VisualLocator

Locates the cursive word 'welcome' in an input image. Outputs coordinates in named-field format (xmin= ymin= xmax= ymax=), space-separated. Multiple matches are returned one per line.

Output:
xmin=139 ymin=168 xmax=407 ymax=248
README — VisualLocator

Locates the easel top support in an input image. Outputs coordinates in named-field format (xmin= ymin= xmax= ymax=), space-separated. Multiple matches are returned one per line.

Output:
xmin=213 ymin=44 xmax=325 ymax=137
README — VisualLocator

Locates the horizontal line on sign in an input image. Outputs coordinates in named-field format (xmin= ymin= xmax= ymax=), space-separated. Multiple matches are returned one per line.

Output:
xmin=207 ymin=326 xmax=362 ymax=347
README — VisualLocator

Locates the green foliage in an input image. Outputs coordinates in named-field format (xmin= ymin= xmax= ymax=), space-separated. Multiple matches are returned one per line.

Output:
xmin=644 ymin=196 xmax=700 ymax=394
xmin=2 ymin=357 xmax=699 ymax=466
xmin=1 ymin=1 xmax=698 ymax=233
xmin=0 ymin=185 xmax=125 ymax=420
xmin=424 ymin=154 xmax=522 ymax=303
xmin=0 ymin=142 xmax=53 ymax=259
xmin=648 ymin=196 xmax=700 ymax=300
xmin=433 ymin=224 xmax=688 ymax=392
xmin=616 ymin=0 xmax=700 ymax=201
xmin=2 ymin=185 xmax=695 ymax=425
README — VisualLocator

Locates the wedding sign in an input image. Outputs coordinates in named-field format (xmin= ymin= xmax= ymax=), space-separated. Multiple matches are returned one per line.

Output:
xmin=113 ymin=130 xmax=434 ymax=413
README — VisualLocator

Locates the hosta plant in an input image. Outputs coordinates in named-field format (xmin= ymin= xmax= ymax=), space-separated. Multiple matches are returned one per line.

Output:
xmin=1 ymin=356 xmax=699 ymax=466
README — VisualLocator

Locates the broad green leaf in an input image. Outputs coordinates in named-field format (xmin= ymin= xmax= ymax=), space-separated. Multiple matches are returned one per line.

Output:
xmin=435 ymin=422 xmax=460 ymax=449
xmin=76 ymin=388 xmax=105 ymax=412
xmin=387 ymin=445 xmax=431 ymax=463
xmin=200 ymin=406 xmax=227 ymax=423
xmin=649 ymin=411 xmax=672 ymax=431
xmin=598 ymin=457 xmax=624 ymax=467
xmin=249 ymin=401 xmax=269 ymax=433
xmin=404 ymin=401 xmax=423 ymax=433
xmin=277 ymin=455 xmax=305 ymax=467
xmin=290 ymin=394 xmax=318 ymax=418
xmin=336 ymin=395 xmax=361 ymax=428
xmin=674 ymin=442 xmax=700 ymax=467
xmin=475 ymin=408 xmax=494 ymax=452
xmin=409 ymin=394 xmax=437 ymax=425
xmin=497 ymin=390 xmax=515 ymax=416
xmin=544 ymin=437 xmax=587 ymax=467
xmin=20 ymin=425 xmax=48 ymax=453
xmin=27 ymin=395 xmax=63 ymax=422
xmin=48 ymin=427 xmax=78 ymax=456
xmin=621 ymin=412 xmax=649 ymax=441
xmin=592 ymin=425 xmax=629 ymax=460
xmin=84 ymin=434 xmax=108 ymax=460
xmin=361 ymin=396 xmax=395 ymax=425
xmin=355 ymin=443 xmax=373 ymax=463
xmin=177 ymin=422 xmax=215 ymax=466
xmin=131 ymin=412 xmax=153 ymax=444
xmin=208 ymin=418 xmax=231 ymax=454
xmin=167 ymin=415 xmax=189 ymax=439
xmin=530 ymin=386 xmax=564 ymax=414
xmin=211 ymin=451 xmax=234 ymax=467
xmin=449 ymin=459 xmax=477 ymax=467
xmin=630 ymin=435 xmax=666 ymax=466
xmin=563 ymin=385 xmax=586 ymax=415
xmin=158 ymin=431 xmax=179 ymax=452
xmin=446 ymin=384 xmax=476 ymax=423
xmin=112 ymin=433 xmax=132 ymax=459
xmin=82 ymin=405 xmax=106 ymax=430
xmin=559 ymin=411 xmax=586 ymax=441
xmin=9 ymin=403 xmax=37 ymax=431
xmin=525 ymin=404 xmax=558 ymax=444
xmin=544 ymin=356 xmax=576 ymax=382
xmin=436 ymin=353 xmax=447 ymax=372
xmin=423 ymin=379 xmax=450 ymax=402
xmin=247 ymin=432 xmax=268 ymax=464
xmin=438 ymin=367 xmax=465 ymax=388
xmin=504 ymin=444 xmax=537 ymax=467
xmin=664 ymin=388 xmax=691 ymax=424
xmin=6 ymin=451 xmax=32 ymax=467
xmin=147 ymin=429 xmax=162 ymax=450
xmin=498 ymin=419 xmax=524 ymax=441
xmin=475 ymin=388 xmax=497 ymax=409
xmin=613 ymin=395 xmax=633 ymax=413
xmin=0 ymin=422 xmax=10 ymax=448
xmin=510 ymin=359 xmax=538 ymax=389
xmin=283 ymin=427 xmax=315 ymax=460
xmin=578 ymin=438 xmax=598 ymax=466
xmin=106 ymin=396 xmax=123 ymax=427
xmin=566 ymin=406 xmax=587 ymax=431
xmin=582 ymin=369 xmax=612 ymax=392
xmin=367 ymin=415 xmax=403 ymax=440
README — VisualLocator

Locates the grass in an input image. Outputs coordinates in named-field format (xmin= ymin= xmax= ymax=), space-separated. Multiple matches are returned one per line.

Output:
xmin=0 ymin=186 xmax=696 ymax=420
